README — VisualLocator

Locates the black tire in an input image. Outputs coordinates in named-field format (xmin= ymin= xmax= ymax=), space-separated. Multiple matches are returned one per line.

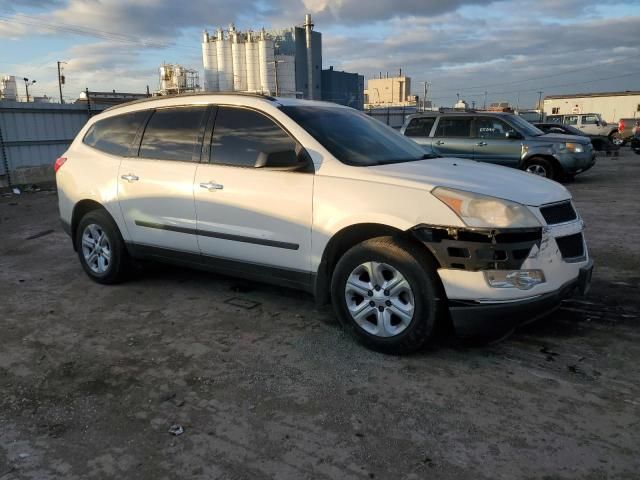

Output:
xmin=75 ymin=209 xmax=130 ymax=284
xmin=609 ymin=131 xmax=625 ymax=147
xmin=330 ymin=236 xmax=443 ymax=354
xmin=524 ymin=157 xmax=556 ymax=180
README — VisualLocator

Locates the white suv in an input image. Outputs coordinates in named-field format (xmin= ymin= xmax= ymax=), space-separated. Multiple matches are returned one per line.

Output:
xmin=55 ymin=93 xmax=593 ymax=353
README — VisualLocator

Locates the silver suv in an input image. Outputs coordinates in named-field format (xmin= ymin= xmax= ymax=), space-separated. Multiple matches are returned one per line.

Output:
xmin=401 ymin=112 xmax=596 ymax=181
xmin=545 ymin=113 xmax=622 ymax=145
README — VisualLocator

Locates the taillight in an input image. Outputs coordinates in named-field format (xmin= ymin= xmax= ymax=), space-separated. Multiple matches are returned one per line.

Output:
xmin=54 ymin=157 xmax=67 ymax=173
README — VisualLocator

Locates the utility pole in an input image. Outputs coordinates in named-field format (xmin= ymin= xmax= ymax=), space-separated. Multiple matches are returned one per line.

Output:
xmin=483 ymin=91 xmax=487 ymax=110
xmin=537 ymin=91 xmax=543 ymax=121
xmin=85 ymin=87 xmax=92 ymax=118
xmin=273 ymin=59 xmax=279 ymax=96
xmin=57 ymin=61 xmax=66 ymax=104
xmin=23 ymin=78 xmax=36 ymax=102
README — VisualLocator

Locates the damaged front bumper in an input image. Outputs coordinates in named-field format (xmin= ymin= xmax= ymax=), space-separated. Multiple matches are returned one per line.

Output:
xmin=412 ymin=221 xmax=592 ymax=337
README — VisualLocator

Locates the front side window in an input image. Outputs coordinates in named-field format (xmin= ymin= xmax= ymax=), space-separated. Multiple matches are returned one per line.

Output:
xmin=280 ymin=105 xmax=428 ymax=166
xmin=138 ymin=106 xmax=208 ymax=161
xmin=564 ymin=115 xmax=578 ymax=126
xmin=210 ymin=106 xmax=297 ymax=167
xmin=581 ymin=115 xmax=598 ymax=125
xmin=83 ymin=111 xmax=148 ymax=156
xmin=404 ymin=117 xmax=436 ymax=137
xmin=434 ymin=117 xmax=472 ymax=138
xmin=547 ymin=116 xmax=562 ymax=124
xmin=475 ymin=117 xmax=516 ymax=139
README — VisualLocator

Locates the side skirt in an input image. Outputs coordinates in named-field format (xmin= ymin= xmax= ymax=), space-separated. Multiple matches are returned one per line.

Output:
xmin=126 ymin=243 xmax=315 ymax=294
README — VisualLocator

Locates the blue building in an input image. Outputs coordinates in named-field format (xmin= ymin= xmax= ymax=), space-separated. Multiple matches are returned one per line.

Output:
xmin=321 ymin=66 xmax=364 ymax=110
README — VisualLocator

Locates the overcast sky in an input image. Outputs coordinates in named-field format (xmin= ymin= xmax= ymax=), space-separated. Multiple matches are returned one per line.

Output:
xmin=1 ymin=0 xmax=639 ymax=108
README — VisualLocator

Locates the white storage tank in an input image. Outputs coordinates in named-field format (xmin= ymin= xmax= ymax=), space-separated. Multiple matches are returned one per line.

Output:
xmin=231 ymin=29 xmax=247 ymax=92
xmin=258 ymin=30 xmax=276 ymax=94
xmin=245 ymin=32 xmax=260 ymax=92
xmin=202 ymin=31 xmax=219 ymax=91
xmin=216 ymin=28 xmax=234 ymax=91
xmin=1 ymin=76 xmax=18 ymax=101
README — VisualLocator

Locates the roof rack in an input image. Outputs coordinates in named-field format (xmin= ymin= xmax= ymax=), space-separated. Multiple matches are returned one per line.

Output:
xmin=103 ymin=91 xmax=278 ymax=112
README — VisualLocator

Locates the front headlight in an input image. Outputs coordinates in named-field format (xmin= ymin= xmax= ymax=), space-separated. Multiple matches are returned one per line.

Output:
xmin=432 ymin=187 xmax=541 ymax=228
xmin=565 ymin=142 xmax=584 ymax=153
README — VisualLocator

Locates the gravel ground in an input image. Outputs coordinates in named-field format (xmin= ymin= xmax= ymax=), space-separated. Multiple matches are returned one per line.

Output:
xmin=1 ymin=149 xmax=639 ymax=479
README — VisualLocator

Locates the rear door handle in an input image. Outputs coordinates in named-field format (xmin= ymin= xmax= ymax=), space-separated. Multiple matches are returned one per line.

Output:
xmin=200 ymin=181 xmax=224 ymax=191
xmin=476 ymin=141 xmax=488 ymax=146
xmin=435 ymin=140 xmax=445 ymax=145
xmin=121 ymin=174 xmax=139 ymax=182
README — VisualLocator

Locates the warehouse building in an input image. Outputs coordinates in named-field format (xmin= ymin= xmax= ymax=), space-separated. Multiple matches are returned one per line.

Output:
xmin=543 ymin=91 xmax=640 ymax=123
xmin=364 ymin=74 xmax=414 ymax=107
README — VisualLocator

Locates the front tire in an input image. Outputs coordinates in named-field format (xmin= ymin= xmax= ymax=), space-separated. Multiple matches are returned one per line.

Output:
xmin=76 ymin=209 xmax=130 ymax=284
xmin=330 ymin=236 xmax=442 ymax=354
xmin=524 ymin=157 xmax=555 ymax=180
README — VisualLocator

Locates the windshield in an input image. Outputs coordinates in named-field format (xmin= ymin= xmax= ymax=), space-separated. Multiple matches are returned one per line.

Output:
xmin=280 ymin=105 xmax=429 ymax=166
xmin=508 ymin=115 xmax=545 ymax=136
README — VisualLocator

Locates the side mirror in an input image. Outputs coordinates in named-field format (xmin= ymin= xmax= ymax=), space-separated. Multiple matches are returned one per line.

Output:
xmin=505 ymin=131 xmax=522 ymax=140
xmin=255 ymin=147 xmax=312 ymax=172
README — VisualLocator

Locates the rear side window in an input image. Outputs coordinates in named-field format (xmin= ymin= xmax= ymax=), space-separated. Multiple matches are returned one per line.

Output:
xmin=138 ymin=106 xmax=208 ymax=161
xmin=210 ymin=106 xmax=296 ymax=167
xmin=83 ymin=111 xmax=148 ymax=156
xmin=434 ymin=117 xmax=472 ymax=138
xmin=404 ymin=117 xmax=435 ymax=137
xmin=475 ymin=117 xmax=517 ymax=139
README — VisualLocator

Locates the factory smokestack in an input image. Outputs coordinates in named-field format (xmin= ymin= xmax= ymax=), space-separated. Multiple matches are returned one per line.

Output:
xmin=304 ymin=14 xmax=315 ymax=100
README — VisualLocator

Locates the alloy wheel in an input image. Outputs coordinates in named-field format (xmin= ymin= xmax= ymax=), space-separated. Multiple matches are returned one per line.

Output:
xmin=526 ymin=164 xmax=547 ymax=177
xmin=81 ymin=224 xmax=112 ymax=274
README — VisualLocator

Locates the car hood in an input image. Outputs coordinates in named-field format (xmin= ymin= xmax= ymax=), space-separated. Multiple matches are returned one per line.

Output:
xmin=367 ymin=158 xmax=571 ymax=207
xmin=537 ymin=133 xmax=591 ymax=143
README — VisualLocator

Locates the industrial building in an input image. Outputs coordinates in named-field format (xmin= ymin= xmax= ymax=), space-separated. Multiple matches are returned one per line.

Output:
xmin=157 ymin=64 xmax=200 ymax=96
xmin=543 ymin=91 xmax=640 ymax=122
xmin=74 ymin=90 xmax=149 ymax=107
xmin=201 ymin=14 xmax=321 ymax=99
xmin=1 ymin=76 xmax=18 ymax=101
xmin=321 ymin=66 xmax=364 ymax=110
xmin=364 ymin=74 xmax=414 ymax=107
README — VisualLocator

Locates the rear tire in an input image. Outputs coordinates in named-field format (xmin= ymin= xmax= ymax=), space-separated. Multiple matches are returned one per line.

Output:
xmin=524 ymin=157 xmax=556 ymax=180
xmin=76 ymin=209 xmax=130 ymax=284
xmin=609 ymin=131 xmax=625 ymax=147
xmin=330 ymin=236 xmax=442 ymax=354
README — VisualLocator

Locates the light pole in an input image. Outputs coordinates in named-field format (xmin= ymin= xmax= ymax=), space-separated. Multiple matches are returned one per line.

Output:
xmin=537 ymin=91 xmax=543 ymax=121
xmin=419 ymin=81 xmax=430 ymax=111
xmin=57 ymin=61 xmax=67 ymax=104
xmin=23 ymin=78 xmax=36 ymax=102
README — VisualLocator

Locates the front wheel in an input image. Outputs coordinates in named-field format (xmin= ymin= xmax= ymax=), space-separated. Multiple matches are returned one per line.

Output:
xmin=76 ymin=209 xmax=130 ymax=284
xmin=330 ymin=236 xmax=442 ymax=354
xmin=524 ymin=157 xmax=555 ymax=180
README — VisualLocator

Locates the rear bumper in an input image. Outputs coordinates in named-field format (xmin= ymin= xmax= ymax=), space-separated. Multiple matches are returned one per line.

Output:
xmin=448 ymin=260 xmax=593 ymax=337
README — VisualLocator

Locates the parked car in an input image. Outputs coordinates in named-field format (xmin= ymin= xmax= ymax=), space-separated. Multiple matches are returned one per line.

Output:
xmin=534 ymin=123 xmax=618 ymax=153
xmin=400 ymin=111 xmax=595 ymax=180
xmin=631 ymin=132 xmax=640 ymax=155
xmin=55 ymin=93 xmax=593 ymax=353
xmin=545 ymin=113 xmax=623 ymax=146
xmin=617 ymin=118 xmax=640 ymax=141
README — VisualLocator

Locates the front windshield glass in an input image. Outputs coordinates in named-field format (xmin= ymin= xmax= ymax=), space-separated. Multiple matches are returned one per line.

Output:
xmin=508 ymin=115 xmax=545 ymax=136
xmin=280 ymin=105 xmax=430 ymax=166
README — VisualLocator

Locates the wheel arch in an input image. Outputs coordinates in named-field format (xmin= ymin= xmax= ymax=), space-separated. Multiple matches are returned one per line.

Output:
xmin=314 ymin=222 xmax=438 ymax=305
xmin=71 ymin=200 xmax=112 ymax=251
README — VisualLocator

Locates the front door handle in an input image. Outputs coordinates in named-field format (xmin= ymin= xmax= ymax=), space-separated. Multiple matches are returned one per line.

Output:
xmin=200 ymin=181 xmax=224 ymax=191
xmin=435 ymin=140 xmax=445 ymax=145
xmin=121 ymin=174 xmax=139 ymax=182
xmin=476 ymin=141 xmax=488 ymax=146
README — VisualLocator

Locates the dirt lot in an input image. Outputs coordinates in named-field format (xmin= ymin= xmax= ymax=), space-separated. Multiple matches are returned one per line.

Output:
xmin=1 ymin=149 xmax=639 ymax=480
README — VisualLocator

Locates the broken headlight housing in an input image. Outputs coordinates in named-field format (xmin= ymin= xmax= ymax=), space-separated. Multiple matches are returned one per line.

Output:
xmin=432 ymin=187 xmax=541 ymax=228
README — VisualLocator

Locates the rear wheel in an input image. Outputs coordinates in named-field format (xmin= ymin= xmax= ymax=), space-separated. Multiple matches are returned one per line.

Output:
xmin=609 ymin=131 xmax=625 ymax=147
xmin=524 ymin=157 xmax=555 ymax=180
xmin=76 ymin=209 xmax=130 ymax=284
xmin=331 ymin=236 xmax=442 ymax=354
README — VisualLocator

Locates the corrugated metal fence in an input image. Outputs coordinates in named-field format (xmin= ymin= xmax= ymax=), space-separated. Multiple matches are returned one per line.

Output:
xmin=365 ymin=105 xmax=419 ymax=129
xmin=0 ymin=101 xmax=105 ymax=185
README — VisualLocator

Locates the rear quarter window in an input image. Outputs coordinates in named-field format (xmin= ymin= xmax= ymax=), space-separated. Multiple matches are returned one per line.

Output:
xmin=83 ymin=111 xmax=148 ymax=156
